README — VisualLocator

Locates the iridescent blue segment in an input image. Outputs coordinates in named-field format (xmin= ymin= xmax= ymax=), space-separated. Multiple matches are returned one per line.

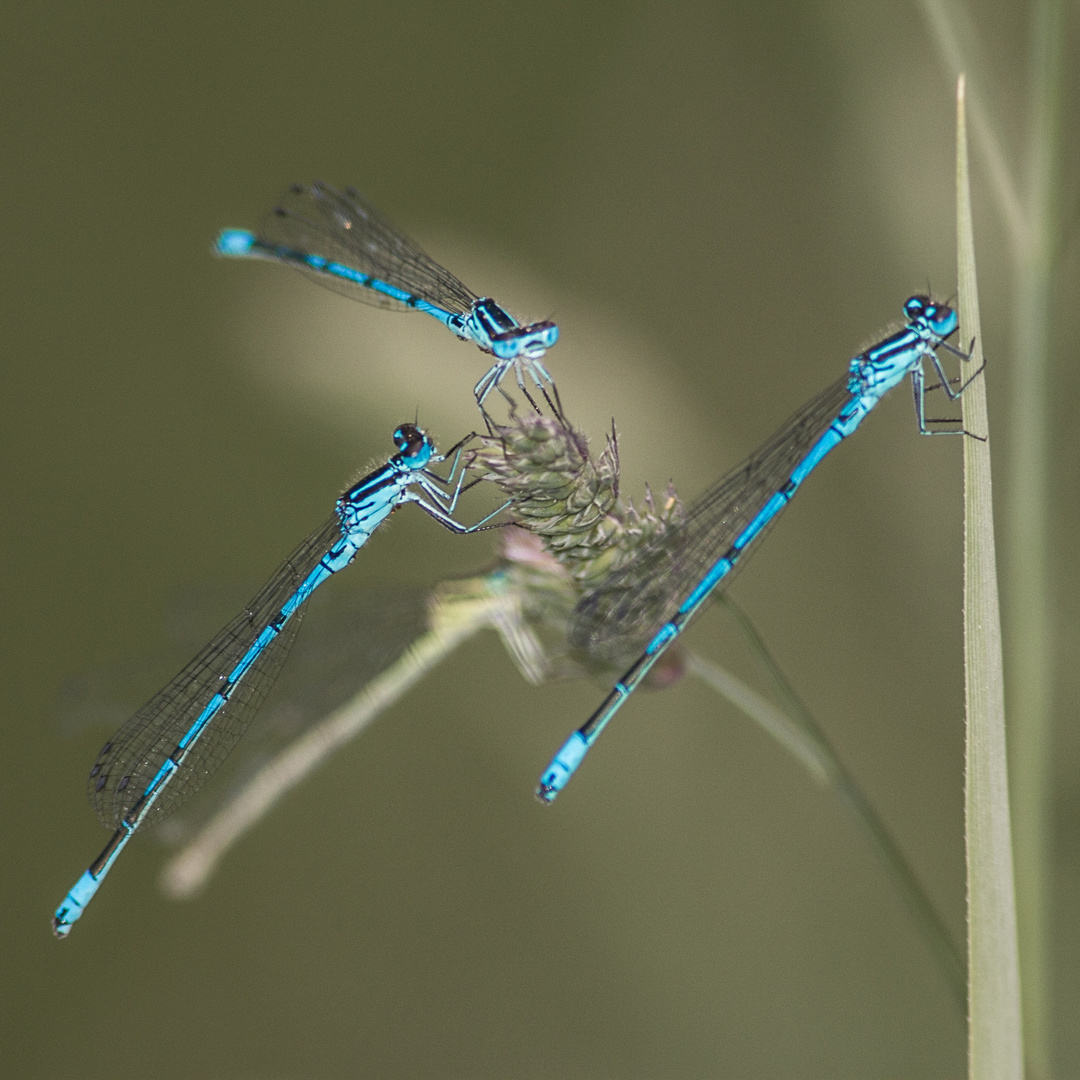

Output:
xmin=538 ymin=732 xmax=591 ymax=798
xmin=216 ymin=181 xmax=559 ymax=403
xmin=216 ymin=228 xmax=256 ymax=257
xmin=537 ymin=296 xmax=975 ymax=803
xmin=53 ymin=425 xmax=502 ymax=937
xmin=52 ymin=870 xmax=105 ymax=939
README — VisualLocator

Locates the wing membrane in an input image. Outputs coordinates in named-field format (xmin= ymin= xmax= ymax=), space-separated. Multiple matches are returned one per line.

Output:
xmin=571 ymin=376 xmax=853 ymax=663
xmin=258 ymin=181 xmax=479 ymax=314
xmin=88 ymin=515 xmax=345 ymax=829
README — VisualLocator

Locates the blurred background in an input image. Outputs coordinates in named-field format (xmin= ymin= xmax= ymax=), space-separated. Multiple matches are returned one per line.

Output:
xmin=2 ymin=2 xmax=1077 ymax=1077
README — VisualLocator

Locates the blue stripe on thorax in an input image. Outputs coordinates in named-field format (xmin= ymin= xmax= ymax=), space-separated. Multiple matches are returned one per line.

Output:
xmin=865 ymin=326 xmax=919 ymax=365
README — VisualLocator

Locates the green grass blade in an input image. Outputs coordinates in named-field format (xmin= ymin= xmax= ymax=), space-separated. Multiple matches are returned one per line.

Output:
xmin=916 ymin=0 xmax=1026 ymax=257
xmin=957 ymin=72 xmax=1023 ymax=1080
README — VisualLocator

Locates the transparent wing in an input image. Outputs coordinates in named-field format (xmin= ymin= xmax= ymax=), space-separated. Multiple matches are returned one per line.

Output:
xmin=165 ymin=584 xmax=431 ymax=836
xmin=56 ymin=582 xmax=254 ymax=735
xmin=88 ymin=515 xmax=345 ymax=830
xmin=258 ymin=181 xmax=479 ymax=314
xmin=570 ymin=376 xmax=853 ymax=663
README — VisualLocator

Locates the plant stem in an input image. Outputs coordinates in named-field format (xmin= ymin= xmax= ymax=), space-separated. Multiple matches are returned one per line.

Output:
xmin=160 ymin=573 xmax=517 ymax=900
xmin=1006 ymin=3 xmax=1064 ymax=1074
xmin=957 ymin=73 xmax=1023 ymax=1080
xmin=686 ymin=645 xmax=966 ymax=1011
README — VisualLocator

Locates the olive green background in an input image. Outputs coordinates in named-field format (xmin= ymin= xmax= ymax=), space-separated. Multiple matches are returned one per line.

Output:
xmin=3 ymin=3 xmax=1078 ymax=1077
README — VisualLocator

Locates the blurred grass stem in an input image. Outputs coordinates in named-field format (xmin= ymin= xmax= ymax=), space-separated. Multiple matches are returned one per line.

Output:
xmin=161 ymin=573 xmax=536 ymax=900
xmin=957 ymin=73 xmax=1023 ymax=1080
xmin=924 ymin=6 xmax=1063 ymax=1070
xmin=1005 ymin=3 xmax=1064 ymax=1075
xmin=687 ymin=636 xmax=966 ymax=1011
xmin=918 ymin=0 xmax=1026 ymax=257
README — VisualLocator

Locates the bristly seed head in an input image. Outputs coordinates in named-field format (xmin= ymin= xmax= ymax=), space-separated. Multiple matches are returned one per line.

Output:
xmin=467 ymin=408 xmax=685 ymax=595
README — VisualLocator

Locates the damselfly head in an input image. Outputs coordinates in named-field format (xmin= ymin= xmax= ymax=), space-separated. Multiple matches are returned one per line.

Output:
xmin=490 ymin=321 xmax=560 ymax=360
xmin=392 ymin=423 xmax=434 ymax=467
xmin=904 ymin=295 xmax=958 ymax=339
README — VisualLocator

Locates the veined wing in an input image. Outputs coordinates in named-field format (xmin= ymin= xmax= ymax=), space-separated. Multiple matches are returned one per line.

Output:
xmin=163 ymin=584 xmax=432 ymax=837
xmin=258 ymin=181 xmax=479 ymax=314
xmin=570 ymin=376 xmax=853 ymax=663
xmin=88 ymin=514 xmax=345 ymax=830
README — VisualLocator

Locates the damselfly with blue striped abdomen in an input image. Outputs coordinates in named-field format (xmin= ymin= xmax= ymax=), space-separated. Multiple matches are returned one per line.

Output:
xmin=53 ymin=424 xmax=507 ymax=937
xmin=144 ymin=400 xmax=964 ymax=1005
xmin=216 ymin=182 xmax=559 ymax=405
xmin=537 ymin=295 xmax=983 ymax=802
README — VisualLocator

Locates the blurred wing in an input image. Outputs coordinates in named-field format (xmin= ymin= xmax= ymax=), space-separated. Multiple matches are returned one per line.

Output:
xmin=162 ymin=584 xmax=431 ymax=837
xmin=258 ymin=181 xmax=479 ymax=314
xmin=88 ymin=515 xmax=343 ymax=830
xmin=571 ymin=376 xmax=853 ymax=663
